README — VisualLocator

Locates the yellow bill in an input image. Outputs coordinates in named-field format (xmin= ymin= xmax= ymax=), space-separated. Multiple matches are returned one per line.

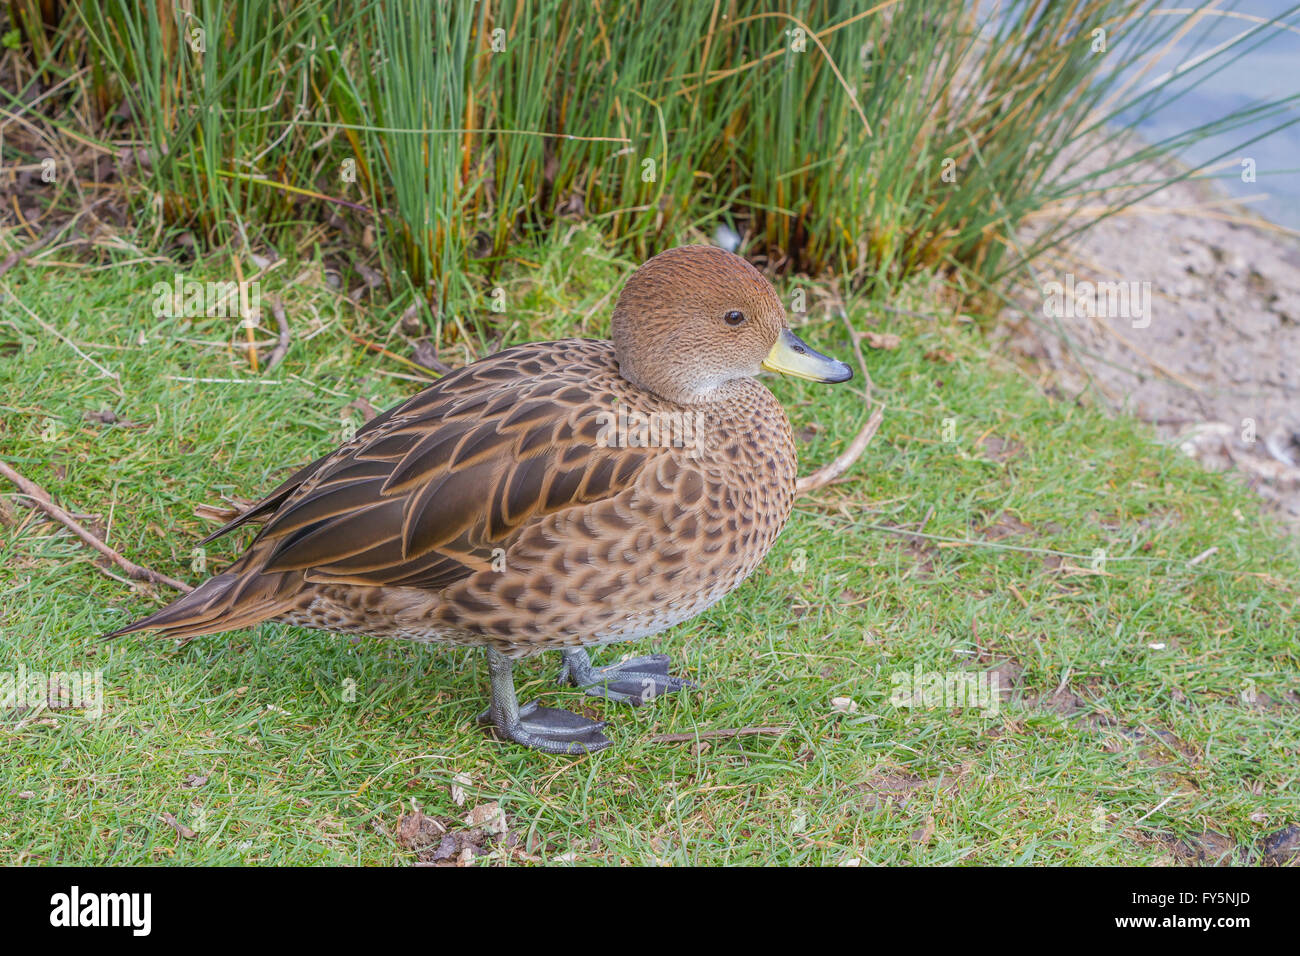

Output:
xmin=762 ymin=328 xmax=853 ymax=384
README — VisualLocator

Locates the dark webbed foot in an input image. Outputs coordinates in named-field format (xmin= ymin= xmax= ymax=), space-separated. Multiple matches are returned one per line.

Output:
xmin=477 ymin=700 xmax=611 ymax=754
xmin=481 ymin=646 xmax=611 ymax=754
xmin=559 ymin=648 xmax=695 ymax=705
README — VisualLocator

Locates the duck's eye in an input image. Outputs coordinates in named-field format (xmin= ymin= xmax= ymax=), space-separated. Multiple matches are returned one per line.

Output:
xmin=724 ymin=310 xmax=746 ymax=326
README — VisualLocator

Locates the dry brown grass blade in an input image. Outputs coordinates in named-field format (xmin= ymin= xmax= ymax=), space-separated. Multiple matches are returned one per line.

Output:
xmin=265 ymin=296 xmax=292 ymax=370
xmin=648 ymin=725 xmax=789 ymax=744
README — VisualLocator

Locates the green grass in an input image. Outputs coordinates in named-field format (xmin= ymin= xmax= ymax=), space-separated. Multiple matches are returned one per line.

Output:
xmin=1 ymin=237 xmax=1297 ymax=865
xmin=11 ymin=0 xmax=1298 ymax=314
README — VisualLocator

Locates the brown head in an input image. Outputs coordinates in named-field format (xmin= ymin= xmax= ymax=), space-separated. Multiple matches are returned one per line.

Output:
xmin=611 ymin=245 xmax=852 ymax=405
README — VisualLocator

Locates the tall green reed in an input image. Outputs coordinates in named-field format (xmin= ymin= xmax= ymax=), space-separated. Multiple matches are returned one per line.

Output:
xmin=8 ymin=0 xmax=1295 ymax=322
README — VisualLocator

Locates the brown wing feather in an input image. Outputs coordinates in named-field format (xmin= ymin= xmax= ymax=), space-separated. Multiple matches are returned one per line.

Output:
xmin=244 ymin=340 xmax=650 ymax=590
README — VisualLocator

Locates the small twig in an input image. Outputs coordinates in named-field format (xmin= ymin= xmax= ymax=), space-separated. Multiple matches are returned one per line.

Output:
xmin=914 ymin=504 xmax=936 ymax=537
xmin=0 ymin=223 xmax=62 ymax=278
xmin=1187 ymin=546 xmax=1218 ymax=567
xmin=159 ymin=812 xmax=197 ymax=839
xmin=648 ymin=725 xmax=789 ymax=744
xmin=0 ymin=459 xmax=191 ymax=592
xmin=839 ymin=308 xmax=875 ymax=406
xmin=194 ymin=500 xmax=249 ymax=525
xmin=796 ymin=403 xmax=884 ymax=495
xmin=232 ymin=255 xmax=258 ymax=373
xmin=343 ymin=329 xmax=438 ymax=377
xmin=264 ymin=296 xmax=291 ymax=370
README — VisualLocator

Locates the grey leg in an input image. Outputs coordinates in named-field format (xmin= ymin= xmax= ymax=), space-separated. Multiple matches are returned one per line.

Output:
xmin=478 ymin=646 xmax=612 ymax=754
xmin=558 ymin=647 xmax=695 ymax=705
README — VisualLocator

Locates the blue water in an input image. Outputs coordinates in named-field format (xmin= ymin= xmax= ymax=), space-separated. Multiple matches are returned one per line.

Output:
xmin=975 ymin=1 xmax=1300 ymax=229
xmin=1112 ymin=1 xmax=1300 ymax=229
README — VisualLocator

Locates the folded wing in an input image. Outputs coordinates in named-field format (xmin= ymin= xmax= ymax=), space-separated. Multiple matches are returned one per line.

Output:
xmin=242 ymin=340 xmax=651 ymax=590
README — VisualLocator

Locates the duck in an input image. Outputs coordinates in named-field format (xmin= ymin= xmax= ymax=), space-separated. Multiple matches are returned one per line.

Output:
xmin=104 ymin=245 xmax=853 ymax=753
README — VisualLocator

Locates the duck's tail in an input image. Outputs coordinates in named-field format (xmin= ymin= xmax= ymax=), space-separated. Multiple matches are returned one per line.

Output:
xmin=101 ymin=561 xmax=302 ymax=641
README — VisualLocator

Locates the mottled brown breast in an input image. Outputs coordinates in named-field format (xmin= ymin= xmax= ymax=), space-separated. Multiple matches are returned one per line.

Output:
xmin=431 ymin=376 xmax=797 ymax=655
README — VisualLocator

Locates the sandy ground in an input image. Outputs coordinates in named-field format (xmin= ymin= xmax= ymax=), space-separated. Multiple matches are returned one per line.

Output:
xmin=997 ymin=134 xmax=1300 ymax=527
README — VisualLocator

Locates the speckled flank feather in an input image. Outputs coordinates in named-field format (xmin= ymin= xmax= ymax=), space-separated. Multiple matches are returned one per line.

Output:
xmin=104 ymin=246 xmax=803 ymax=662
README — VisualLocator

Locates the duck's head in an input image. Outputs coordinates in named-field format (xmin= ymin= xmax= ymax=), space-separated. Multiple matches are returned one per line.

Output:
xmin=612 ymin=244 xmax=852 ymax=405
